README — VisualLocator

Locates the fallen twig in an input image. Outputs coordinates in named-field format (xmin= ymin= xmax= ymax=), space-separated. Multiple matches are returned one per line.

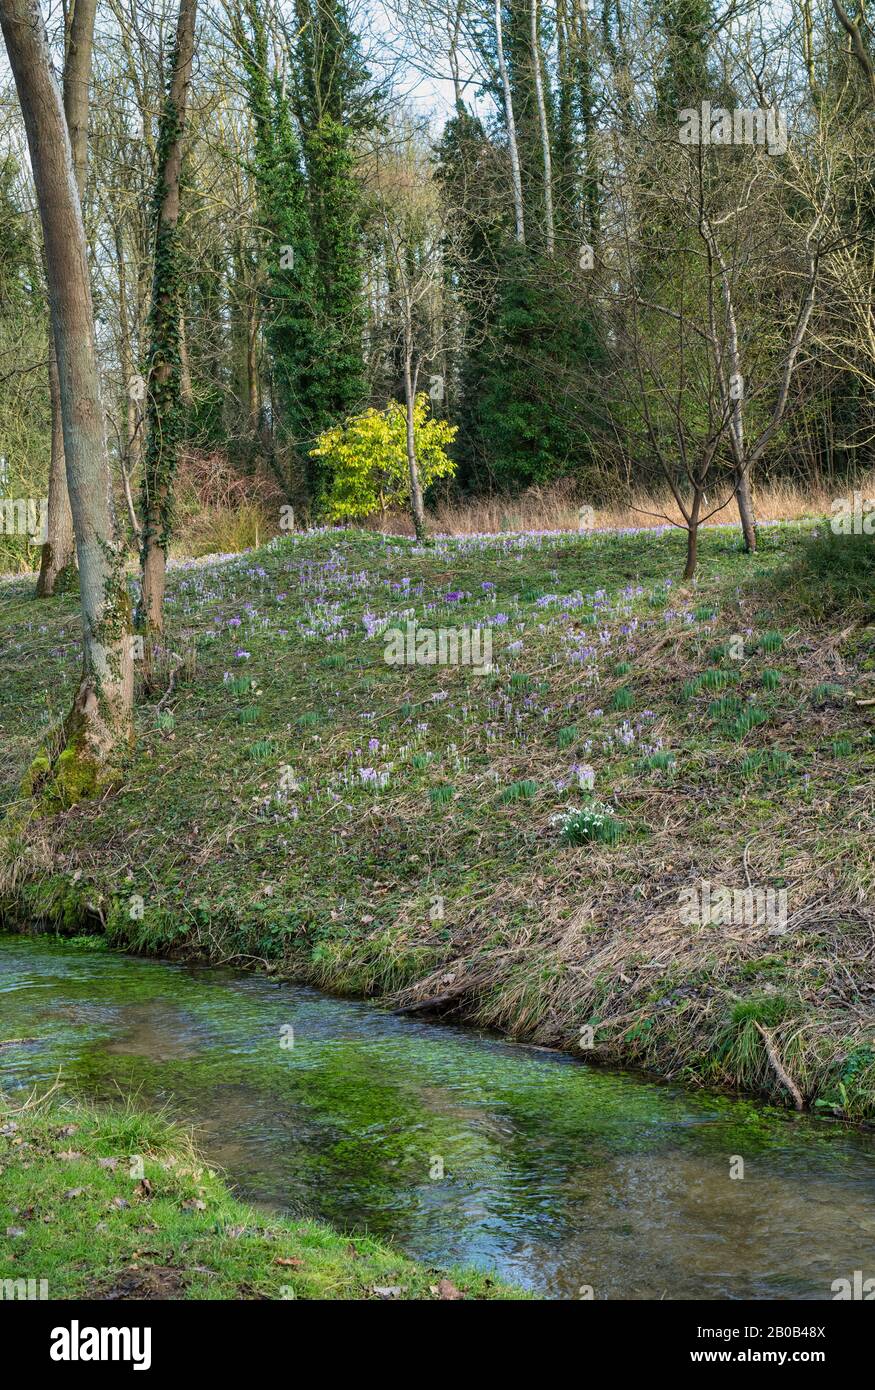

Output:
xmin=755 ymin=1022 xmax=804 ymax=1110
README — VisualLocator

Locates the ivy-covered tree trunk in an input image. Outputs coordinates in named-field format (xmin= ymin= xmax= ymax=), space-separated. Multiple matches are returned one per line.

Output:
xmin=233 ymin=0 xmax=317 ymax=507
xmin=294 ymin=1 xmax=371 ymax=508
xmin=36 ymin=0 xmax=97 ymax=598
xmin=572 ymin=0 xmax=600 ymax=246
xmin=1 ymin=0 xmax=133 ymax=776
xmin=139 ymin=0 xmax=197 ymax=671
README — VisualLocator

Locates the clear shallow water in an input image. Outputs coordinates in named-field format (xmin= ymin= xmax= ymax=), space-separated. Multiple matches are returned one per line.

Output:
xmin=1 ymin=933 xmax=873 ymax=1299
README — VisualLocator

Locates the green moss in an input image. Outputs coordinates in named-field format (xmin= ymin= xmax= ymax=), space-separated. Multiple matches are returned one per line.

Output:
xmin=19 ymin=753 xmax=51 ymax=799
xmin=52 ymin=747 xmax=102 ymax=805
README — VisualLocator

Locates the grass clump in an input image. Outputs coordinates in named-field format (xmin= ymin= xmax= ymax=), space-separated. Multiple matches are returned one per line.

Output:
xmin=226 ymin=676 xmax=253 ymax=697
xmin=755 ymin=631 xmax=784 ymax=654
xmin=429 ymin=784 xmax=454 ymax=809
xmin=640 ymin=750 xmax=675 ymax=773
xmin=709 ymin=694 xmax=742 ymax=720
xmin=713 ymin=995 xmax=798 ymax=1096
xmin=729 ymin=706 xmax=768 ymax=740
xmin=246 ymin=739 xmax=276 ymax=761
xmin=500 ymin=779 xmax=538 ymax=804
xmin=552 ymin=800 xmax=622 ymax=846
xmin=812 ymin=683 xmax=844 ymax=705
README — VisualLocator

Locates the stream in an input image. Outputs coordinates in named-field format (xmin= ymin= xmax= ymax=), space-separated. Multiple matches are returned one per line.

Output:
xmin=1 ymin=933 xmax=873 ymax=1299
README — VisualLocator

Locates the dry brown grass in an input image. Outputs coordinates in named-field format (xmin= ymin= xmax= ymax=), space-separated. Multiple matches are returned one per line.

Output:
xmin=365 ymin=473 xmax=875 ymax=538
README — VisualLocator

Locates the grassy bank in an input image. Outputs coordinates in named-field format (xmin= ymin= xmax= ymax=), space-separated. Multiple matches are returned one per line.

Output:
xmin=1 ymin=522 xmax=874 ymax=1118
xmin=0 ymin=1092 xmax=520 ymax=1299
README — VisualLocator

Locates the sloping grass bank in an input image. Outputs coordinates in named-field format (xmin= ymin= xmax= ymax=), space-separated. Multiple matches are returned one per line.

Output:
xmin=0 ymin=1093 xmax=520 ymax=1299
xmin=1 ymin=522 xmax=873 ymax=1119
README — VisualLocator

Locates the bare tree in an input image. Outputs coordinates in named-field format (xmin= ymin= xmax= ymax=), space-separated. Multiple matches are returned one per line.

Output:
xmin=1 ymin=0 xmax=133 ymax=769
xmin=699 ymin=208 xmax=822 ymax=553
xmin=374 ymin=129 xmax=466 ymax=540
xmin=495 ymin=0 xmax=525 ymax=244
xmin=605 ymin=118 xmax=825 ymax=576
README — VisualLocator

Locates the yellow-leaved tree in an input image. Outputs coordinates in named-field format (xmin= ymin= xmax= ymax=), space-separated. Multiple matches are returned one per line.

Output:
xmin=311 ymin=395 xmax=457 ymax=526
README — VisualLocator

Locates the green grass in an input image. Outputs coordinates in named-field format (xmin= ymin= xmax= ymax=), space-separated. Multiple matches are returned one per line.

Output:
xmin=429 ymin=784 xmax=455 ymax=809
xmin=640 ymin=750 xmax=675 ymax=772
xmin=499 ymin=779 xmax=538 ymax=804
xmin=770 ymin=530 xmax=875 ymax=621
xmin=1 ymin=519 xmax=873 ymax=1119
xmin=0 ymin=1095 xmax=521 ymax=1300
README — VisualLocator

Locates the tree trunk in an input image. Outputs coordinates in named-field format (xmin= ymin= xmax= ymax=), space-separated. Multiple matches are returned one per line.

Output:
xmin=1 ymin=0 xmax=133 ymax=772
xmin=495 ymin=0 xmax=525 ymax=245
xmin=831 ymin=0 xmax=875 ymax=103
xmin=36 ymin=0 xmax=97 ymax=597
xmin=115 ymin=220 xmax=142 ymax=538
xmin=574 ymin=0 xmax=600 ymax=244
xmin=35 ymin=329 xmax=75 ymax=595
xmin=684 ymin=490 xmax=703 ymax=579
xmin=247 ymin=295 xmax=260 ymax=428
xmin=403 ymin=356 xmax=426 ymax=543
xmin=179 ymin=310 xmax=194 ymax=408
xmin=138 ymin=0 xmax=198 ymax=672
xmin=735 ymin=469 xmax=757 ymax=552
xmin=530 ymin=0 xmax=555 ymax=255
